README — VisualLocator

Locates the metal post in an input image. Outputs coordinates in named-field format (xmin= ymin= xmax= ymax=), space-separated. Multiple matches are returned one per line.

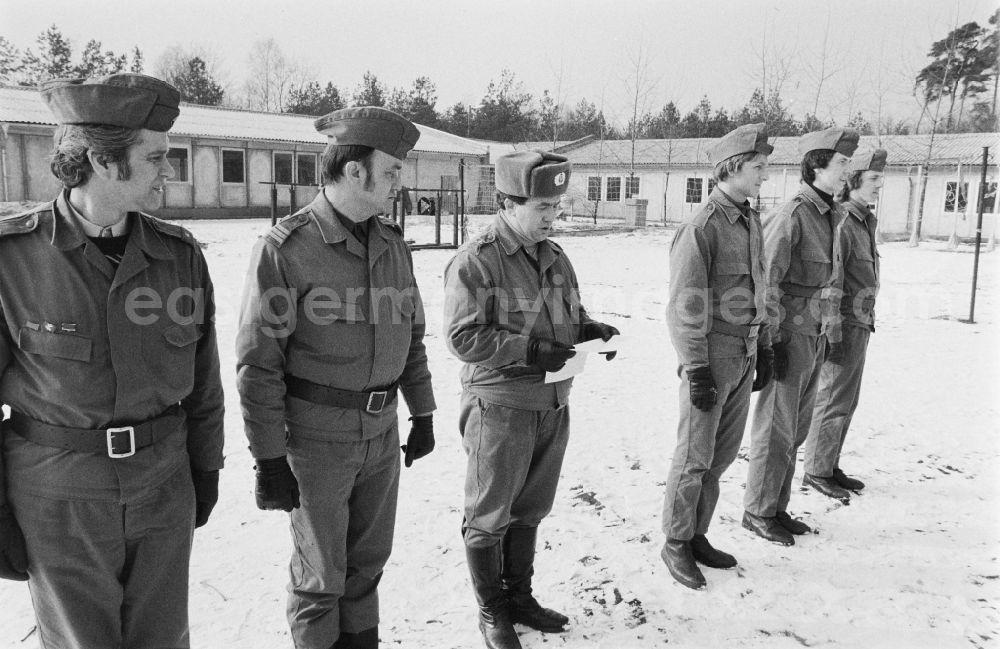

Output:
xmin=458 ymin=162 xmax=466 ymax=245
xmin=270 ymin=184 xmax=278 ymax=226
xmin=289 ymin=184 xmax=298 ymax=216
xmin=435 ymin=188 xmax=442 ymax=246
xmin=965 ymin=146 xmax=990 ymax=324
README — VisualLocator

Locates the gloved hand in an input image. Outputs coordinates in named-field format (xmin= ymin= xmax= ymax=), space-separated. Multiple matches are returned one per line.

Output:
xmin=0 ymin=504 xmax=28 ymax=581
xmin=687 ymin=365 xmax=717 ymax=412
xmin=825 ymin=340 xmax=844 ymax=365
xmin=772 ymin=341 xmax=789 ymax=380
xmin=527 ymin=338 xmax=576 ymax=372
xmin=582 ymin=322 xmax=620 ymax=360
xmin=254 ymin=456 xmax=300 ymax=512
xmin=402 ymin=414 xmax=435 ymax=468
xmin=191 ymin=468 xmax=219 ymax=528
xmin=752 ymin=345 xmax=775 ymax=392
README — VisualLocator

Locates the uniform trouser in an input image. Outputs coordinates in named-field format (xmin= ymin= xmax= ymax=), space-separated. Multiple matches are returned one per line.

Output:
xmin=458 ymin=391 xmax=570 ymax=549
xmin=804 ymin=326 xmax=871 ymax=477
xmin=8 ymin=464 xmax=195 ymax=649
xmin=744 ymin=331 xmax=826 ymax=517
xmin=662 ymin=353 xmax=754 ymax=541
xmin=285 ymin=423 xmax=400 ymax=649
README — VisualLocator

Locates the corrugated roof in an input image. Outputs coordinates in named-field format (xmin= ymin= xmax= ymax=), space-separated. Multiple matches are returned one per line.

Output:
xmin=0 ymin=84 xmax=488 ymax=156
xmin=563 ymin=132 xmax=1000 ymax=168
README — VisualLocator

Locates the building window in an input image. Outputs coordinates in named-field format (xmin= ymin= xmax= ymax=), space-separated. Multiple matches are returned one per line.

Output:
xmin=606 ymin=177 xmax=622 ymax=202
xmin=587 ymin=176 xmax=601 ymax=201
xmin=222 ymin=149 xmax=245 ymax=184
xmin=166 ymin=146 xmax=190 ymax=183
xmin=625 ymin=175 xmax=640 ymax=199
xmin=707 ymin=178 xmax=717 ymax=196
xmin=274 ymin=152 xmax=293 ymax=184
xmin=297 ymin=153 xmax=317 ymax=186
xmin=944 ymin=181 xmax=968 ymax=212
xmin=979 ymin=181 xmax=997 ymax=214
xmin=686 ymin=178 xmax=704 ymax=203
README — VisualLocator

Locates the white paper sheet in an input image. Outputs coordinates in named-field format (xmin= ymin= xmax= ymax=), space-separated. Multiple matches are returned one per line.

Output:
xmin=544 ymin=335 xmax=628 ymax=383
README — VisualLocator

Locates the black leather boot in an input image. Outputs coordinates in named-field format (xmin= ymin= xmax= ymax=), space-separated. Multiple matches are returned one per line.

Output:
xmin=660 ymin=539 xmax=707 ymax=589
xmin=690 ymin=534 xmax=737 ymax=569
xmin=331 ymin=627 xmax=377 ymax=649
xmin=467 ymin=543 xmax=522 ymax=649
xmin=833 ymin=467 xmax=865 ymax=491
xmin=501 ymin=526 xmax=569 ymax=632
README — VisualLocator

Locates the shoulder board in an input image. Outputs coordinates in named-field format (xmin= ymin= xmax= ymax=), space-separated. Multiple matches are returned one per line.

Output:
xmin=689 ymin=202 xmax=717 ymax=228
xmin=265 ymin=212 xmax=311 ymax=248
xmin=471 ymin=228 xmax=498 ymax=254
xmin=145 ymin=214 xmax=199 ymax=247
xmin=377 ymin=216 xmax=403 ymax=235
xmin=0 ymin=204 xmax=47 ymax=238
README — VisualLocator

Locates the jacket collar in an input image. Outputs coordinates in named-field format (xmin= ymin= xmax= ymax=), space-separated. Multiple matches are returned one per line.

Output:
xmin=493 ymin=212 xmax=561 ymax=271
xmin=51 ymin=189 xmax=172 ymax=260
xmin=846 ymin=197 xmax=876 ymax=223
xmin=308 ymin=188 xmax=389 ymax=262
xmin=799 ymin=182 xmax=834 ymax=216
xmin=710 ymin=187 xmax=754 ymax=225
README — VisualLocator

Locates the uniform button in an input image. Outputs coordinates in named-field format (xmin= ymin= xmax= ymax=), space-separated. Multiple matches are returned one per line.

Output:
xmin=25 ymin=217 xmax=36 ymax=228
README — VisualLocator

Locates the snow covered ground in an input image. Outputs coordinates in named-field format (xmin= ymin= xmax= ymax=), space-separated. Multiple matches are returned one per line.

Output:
xmin=1 ymin=218 xmax=998 ymax=649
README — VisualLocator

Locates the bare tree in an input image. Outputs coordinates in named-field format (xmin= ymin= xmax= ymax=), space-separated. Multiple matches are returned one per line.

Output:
xmin=748 ymin=9 xmax=798 ymax=126
xmin=155 ymin=44 xmax=230 ymax=99
xmin=244 ymin=38 xmax=305 ymax=112
xmin=621 ymin=40 xmax=657 ymax=200
xmin=802 ymin=6 xmax=847 ymax=121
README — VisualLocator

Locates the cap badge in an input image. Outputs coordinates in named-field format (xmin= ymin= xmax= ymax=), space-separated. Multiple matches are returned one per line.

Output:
xmin=554 ymin=172 xmax=566 ymax=187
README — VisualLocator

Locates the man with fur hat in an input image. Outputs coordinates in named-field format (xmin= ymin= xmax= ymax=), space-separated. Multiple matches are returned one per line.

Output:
xmin=803 ymin=149 xmax=887 ymax=496
xmin=0 ymin=73 xmax=224 ymax=647
xmin=443 ymin=150 xmax=619 ymax=649
xmin=661 ymin=123 xmax=773 ymax=589
xmin=236 ymin=106 xmax=436 ymax=649
xmin=743 ymin=127 xmax=858 ymax=546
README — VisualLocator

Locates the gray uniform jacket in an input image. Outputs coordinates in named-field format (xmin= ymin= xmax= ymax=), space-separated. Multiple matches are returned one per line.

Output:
xmin=236 ymin=191 xmax=436 ymax=460
xmin=762 ymin=183 xmax=847 ymax=344
xmin=443 ymin=214 xmax=596 ymax=411
xmin=667 ymin=187 xmax=770 ymax=367
xmin=0 ymin=191 xmax=224 ymax=503
xmin=838 ymin=198 xmax=880 ymax=330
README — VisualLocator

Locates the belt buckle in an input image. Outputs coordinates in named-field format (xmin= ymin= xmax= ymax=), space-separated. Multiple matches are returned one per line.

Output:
xmin=106 ymin=426 xmax=136 ymax=458
xmin=366 ymin=391 xmax=388 ymax=414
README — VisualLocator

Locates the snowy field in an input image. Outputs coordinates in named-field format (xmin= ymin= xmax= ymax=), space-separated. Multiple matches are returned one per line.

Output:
xmin=1 ymin=217 xmax=998 ymax=649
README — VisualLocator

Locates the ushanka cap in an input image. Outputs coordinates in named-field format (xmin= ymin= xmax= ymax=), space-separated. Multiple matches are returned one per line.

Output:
xmin=495 ymin=150 xmax=571 ymax=199
xmin=40 ymin=73 xmax=180 ymax=131
xmin=314 ymin=106 xmax=421 ymax=160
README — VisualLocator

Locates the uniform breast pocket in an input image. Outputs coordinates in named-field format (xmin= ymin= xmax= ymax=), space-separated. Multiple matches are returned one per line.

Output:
xmin=799 ymin=248 xmax=832 ymax=285
xmin=17 ymin=327 xmax=92 ymax=362
xmin=500 ymin=296 xmax=541 ymax=336
xmin=853 ymin=246 xmax=876 ymax=269
xmin=158 ymin=323 xmax=203 ymax=389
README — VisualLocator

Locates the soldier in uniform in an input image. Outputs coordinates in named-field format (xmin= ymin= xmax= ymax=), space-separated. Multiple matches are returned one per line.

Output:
xmin=743 ymin=127 xmax=858 ymax=546
xmin=443 ymin=150 xmax=619 ymax=649
xmin=0 ymin=74 xmax=224 ymax=648
xmin=661 ymin=124 xmax=773 ymax=589
xmin=803 ymin=149 xmax=886 ymax=495
xmin=236 ymin=107 xmax=436 ymax=649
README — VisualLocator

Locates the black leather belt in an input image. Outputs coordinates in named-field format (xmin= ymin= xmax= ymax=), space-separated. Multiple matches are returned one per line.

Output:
xmin=284 ymin=375 xmax=398 ymax=414
xmin=7 ymin=405 xmax=184 ymax=458
xmin=711 ymin=318 xmax=761 ymax=339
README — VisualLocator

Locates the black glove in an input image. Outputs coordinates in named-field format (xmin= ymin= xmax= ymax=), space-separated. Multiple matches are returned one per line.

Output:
xmin=402 ymin=415 xmax=435 ymax=468
xmin=772 ymin=341 xmax=789 ymax=381
xmin=686 ymin=366 xmax=717 ymax=412
xmin=191 ymin=468 xmax=219 ymax=528
xmin=825 ymin=340 xmax=844 ymax=365
xmin=752 ymin=345 xmax=775 ymax=392
xmin=0 ymin=504 xmax=28 ymax=581
xmin=582 ymin=322 xmax=620 ymax=360
xmin=254 ymin=456 xmax=300 ymax=512
xmin=527 ymin=338 xmax=576 ymax=372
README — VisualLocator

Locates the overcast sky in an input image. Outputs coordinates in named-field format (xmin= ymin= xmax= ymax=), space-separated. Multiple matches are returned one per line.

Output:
xmin=1 ymin=0 xmax=996 ymax=128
